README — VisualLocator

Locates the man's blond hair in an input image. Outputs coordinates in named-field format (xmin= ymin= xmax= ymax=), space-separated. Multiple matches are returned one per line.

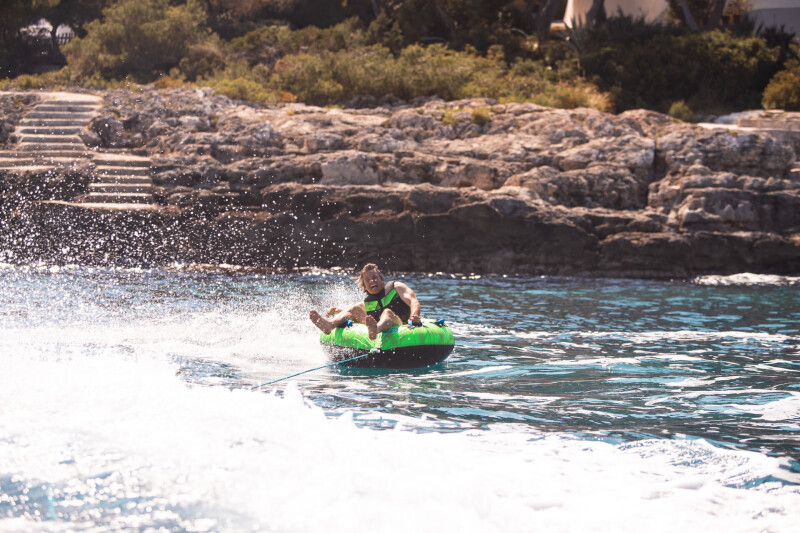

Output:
xmin=357 ymin=263 xmax=384 ymax=293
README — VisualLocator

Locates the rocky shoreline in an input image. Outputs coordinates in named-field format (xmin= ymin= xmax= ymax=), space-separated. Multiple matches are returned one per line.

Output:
xmin=1 ymin=88 xmax=799 ymax=277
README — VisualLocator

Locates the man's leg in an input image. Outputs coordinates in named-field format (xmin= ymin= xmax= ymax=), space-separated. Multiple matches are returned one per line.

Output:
xmin=309 ymin=303 xmax=364 ymax=334
xmin=365 ymin=309 xmax=402 ymax=340
xmin=377 ymin=309 xmax=402 ymax=331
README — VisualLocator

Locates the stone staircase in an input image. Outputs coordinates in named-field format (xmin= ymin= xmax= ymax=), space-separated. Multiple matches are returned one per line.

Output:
xmin=0 ymin=97 xmax=97 ymax=171
xmin=0 ymin=92 xmax=155 ymax=208
xmin=83 ymin=154 xmax=154 ymax=206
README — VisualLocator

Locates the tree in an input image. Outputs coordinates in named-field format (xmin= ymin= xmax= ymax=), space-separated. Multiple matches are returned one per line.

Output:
xmin=395 ymin=0 xmax=520 ymax=50
xmin=586 ymin=0 xmax=605 ymax=25
xmin=669 ymin=0 xmax=728 ymax=30
xmin=64 ymin=0 xmax=210 ymax=80
xmin=0 ymin=0 xmax=49 ymax=76
xmin=36 ymin=0 xmax=106 ymax=62
xmin=763 ymin=44 xmax=800 ymax=111
xmin=196 ymin=0 xmax=298 ymax=38
xmin=525 ymin=0 xmax=564 ymax=44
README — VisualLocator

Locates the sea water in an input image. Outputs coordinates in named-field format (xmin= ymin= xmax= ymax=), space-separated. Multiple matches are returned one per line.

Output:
xmin=1 ymin=265 xmax=798 ymax=532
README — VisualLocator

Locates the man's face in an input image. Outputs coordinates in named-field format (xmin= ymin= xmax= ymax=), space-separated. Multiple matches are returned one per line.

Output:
xmin=362 ymin=270 xmax=383 ymax=295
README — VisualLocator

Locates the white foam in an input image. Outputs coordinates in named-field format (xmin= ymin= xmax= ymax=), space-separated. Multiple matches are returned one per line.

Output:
xmin=2 ymin=268 xmax=800 ymax=531
xmin=648 ymin=390 xmax=800 ymax=425
xmin=600 ymin=330 xmax=795 ymax=344
xmin=461 ymin=392 xmax=559 ymax=405
xmin=667 ymin=376 xmax=743 ymax=388
xmin=546 ymin=356 xmax=643 ymax=367
xmin=514 ymin=331 xmax=552 ymax=339
xmin=424 ymin=365 xmax=515 ymax=378
xmin=693 ymin=273 xmax=800 ymax=286
xmin=2 ymin=354 xmax=799 ymax=532
xmin=726 ymin=393 xmax=800 ymax=422
xmin=516 ymin=330 xmax=795 ymax=345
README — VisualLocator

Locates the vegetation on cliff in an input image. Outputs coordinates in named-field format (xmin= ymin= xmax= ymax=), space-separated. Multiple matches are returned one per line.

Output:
xmin=1 ymin=0 xmax=798 ymax=113
xmin=763 ymin=44 xmax=800 ymax=112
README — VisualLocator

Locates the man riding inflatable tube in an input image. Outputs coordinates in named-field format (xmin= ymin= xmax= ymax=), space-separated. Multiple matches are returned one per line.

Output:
xmin=309 ymin=264 xmax=422 ymax=340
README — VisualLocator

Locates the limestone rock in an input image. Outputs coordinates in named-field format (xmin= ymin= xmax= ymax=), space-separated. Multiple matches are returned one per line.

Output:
xmin=320 ymin=151 xmax=379 ymax=185
xmin=507 ymin=164 xmax=646 ymax=210
xmin=3 ymin=88 xmax=799 ymax=276
xmin=89 ymin=115 xmax=125 ymax=147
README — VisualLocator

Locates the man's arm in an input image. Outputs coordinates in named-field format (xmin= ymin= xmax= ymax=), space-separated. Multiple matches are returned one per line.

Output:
xmin=395 ymin=282 xmax=422 ymax=325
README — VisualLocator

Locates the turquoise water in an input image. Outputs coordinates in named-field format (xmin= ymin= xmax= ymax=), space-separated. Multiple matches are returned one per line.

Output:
xmin=1 ymin=266 xmax=799 ymax=531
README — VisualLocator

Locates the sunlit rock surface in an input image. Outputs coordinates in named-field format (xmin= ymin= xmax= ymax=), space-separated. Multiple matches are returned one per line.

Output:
xmin=1 ymin=88 xmax=799 ymax=276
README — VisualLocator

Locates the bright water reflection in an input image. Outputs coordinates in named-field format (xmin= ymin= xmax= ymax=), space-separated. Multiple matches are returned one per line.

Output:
xmin=1 ymin=265 xmax=799 ymax=531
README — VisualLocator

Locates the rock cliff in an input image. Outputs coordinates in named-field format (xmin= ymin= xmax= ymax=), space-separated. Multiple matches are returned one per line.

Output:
xmin=1 ymin=88 xmax=799 ymax=276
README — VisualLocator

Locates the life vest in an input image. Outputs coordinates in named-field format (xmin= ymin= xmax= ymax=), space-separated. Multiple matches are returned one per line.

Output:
xmin=363 ymin=281 xmax=411 ymax=322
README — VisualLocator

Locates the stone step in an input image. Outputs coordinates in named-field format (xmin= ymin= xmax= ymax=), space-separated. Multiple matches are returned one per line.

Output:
xmin=93 ymin=171 xmax=153 ymax=180
xmin=0 ymin=151 xmax=92 ymax=159
xmin=83 ymin=192 xmax=154 ymax=204
xmin=69 ymin=202 xmax=160 ymax=211
xmin=33 ymin=109 xmax=98 ymax=116
xmin=19 ymin=143 xmax=89 ymax=151
xmin=18 ymin=127 xmax=82 ymax=135
xmin=95 ymin=166 xmax=150 ymax=175
xmin=92 ymin=176 xmax=153 ymax=185
xmin=89 ymin=183 xmax=153 ymax=193
xmin=91 ymin=158 xmax=150 ymax=167
xmin=37 ymin=100 xmax=101 ymax=106
xmin=20 ymin=119 xmax=89 ymax=127
xmin=0 ymin=165 xmax=64 ymax=173
xmin=19 ymin=135 xmax=83 ymax=144
xmin=0 ymin=156 xmax=85 ymax=166
xmin=34 ymin=104 xmax=100 ymax=113
xmin=0 ymin=159 xmax=37 ymax=167
xmin=25 ymin=112 xmax=94 ymax=120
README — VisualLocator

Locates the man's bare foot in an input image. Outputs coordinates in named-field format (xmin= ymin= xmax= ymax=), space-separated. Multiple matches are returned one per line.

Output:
xmin=309 ymin=310 xmax=333 ymax=334
xmin=365 ymin=315 xmax=378 ymax=340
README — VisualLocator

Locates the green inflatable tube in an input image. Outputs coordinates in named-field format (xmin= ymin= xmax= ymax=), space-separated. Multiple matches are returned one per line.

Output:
xmin=320 ymin=318 xmax=455 ymax=369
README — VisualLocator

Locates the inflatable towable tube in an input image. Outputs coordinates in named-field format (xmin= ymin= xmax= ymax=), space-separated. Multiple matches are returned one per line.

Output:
xmin=320 ymin=318 xmax=455 ymax=369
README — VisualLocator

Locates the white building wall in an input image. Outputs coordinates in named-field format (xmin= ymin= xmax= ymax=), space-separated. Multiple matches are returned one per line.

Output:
xmin=564 ymin=0 xmax=800 ymax=36
xmin=748 ymin=1 xmax=800 ymax=36
xmin=564 ymin=0 xmax=669 ymax=26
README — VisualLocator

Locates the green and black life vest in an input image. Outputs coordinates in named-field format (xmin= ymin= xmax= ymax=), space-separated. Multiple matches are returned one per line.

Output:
xmin=364 ymin=281 xmax=411 ymax=322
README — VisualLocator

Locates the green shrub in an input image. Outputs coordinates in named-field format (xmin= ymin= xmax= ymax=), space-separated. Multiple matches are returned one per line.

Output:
xmin=44 ymin=11 xmax=611 ymax=112
xmin=177 ymin=36 xmax=226 ymax=81
xmin=153 ymin=76 xmax=193 ymax=89
xmin=269 ymin=53 xmax=344 ymax=104
xmin=5 ymin=67 xmax=72 ymax=89
xmin=531 ymin=82 xmax=612 ymax=111
xmin=365 ymin=11 xmax=404 ymax=53
xmin=580 ymin=15 xmax=782 ymax=113
xmin=211 ymin=76 xmax=287 ymax=105
xmin=441 ymin=108 xmax=465 ymax=127
xmin=227 ymin=18 xmax=366 ymax=66
xmin=228 ymin=26 xmax=292 ymax=66
xmin=255 ymin=41 xmax=610 ymax=110
xmin=404 ymin=45 xmax=506 ymax=101
xmin=471 ymin=107 xmax=492 ymax=125
xmin=763 ymin=60 xmax=800 ymax=111
xmin=327 ymin=45 xmax=397 ymax=100
xmin=64 ymin=0 xmax=211 ymax=82
xmin=669 ymin=100 xmax=695 ymax=122
xmin=6 ymin=74 xmax=48 ymax=89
